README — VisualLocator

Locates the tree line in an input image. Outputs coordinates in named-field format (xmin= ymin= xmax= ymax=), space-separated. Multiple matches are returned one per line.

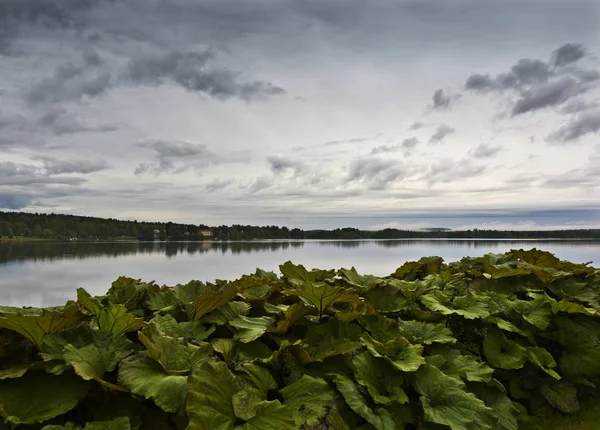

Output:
xmin=1 ymin=211 xmax=599 ymax=241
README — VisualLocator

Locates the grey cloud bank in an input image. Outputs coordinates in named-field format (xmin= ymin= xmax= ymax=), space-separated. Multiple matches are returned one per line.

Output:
xmin=0 ymin=0 xmax=599 ymax=229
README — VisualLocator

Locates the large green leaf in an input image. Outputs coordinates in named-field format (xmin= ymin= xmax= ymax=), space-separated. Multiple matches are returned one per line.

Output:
xmin=483 ymin=328 xmax=528 ymax=370
xmin=527 ymin=347 xmax=560 ymax=380
xmin=138 ymin=323 xmax=211 ymax=374
xmin=427 ymin=346 xmax=494 ymax=383
xmin=397 ymin=319 xmax=456 ymax=345
xmin=352 ymin=351 xmax=409 ymax=405
xmin=330 ymin=374 xmax=404 ymax=430
xmin=361 ymin=332 xmax=425 ymax=372
xmin=187 ymin=281 xmax=240 ymax=320
xmin=553 ymin=316 xmax=600 ymax=379
xmin=187 ymin=360 xmax=294 ymax=429
xmin=0 ymin=303 xmax=86 ymax=350
xmin=280 ymin=375 xmax=336 ymax=427
xmin=468 ymin=383 xmax=520 ymax=430
xmin=118 ymin=352 xmax=190 ymax=414
xmin=229 ymin=316 xmax=275 ymax=343
xmin=269 ymin=303 xmax=315 ymax=334
xmin=201 ymin=302 xmax=251 ymax=325
xmin=148 ymin=314 xmax=215 ymax=343
xmin=412 ymin=365 xmax=495 ymax=429
xmin=421 ymin=292 xmax=490 ymax=319
xmin=362 ymin=284 xmax=408 ymax=313
xmin=507 ymin=296 xmax=553 ymax=331
xmin=63 ymin=337 xmax=136 ymax=391
xmin=283 ymin=281 xmax=362 ymax=316
xmin=0 ymin=372 xmax=91 ymax=425
xmin=77 ymin=289 xmax=144 ymax=339
xmin=279 ymin=261 xmax=335 ymax=286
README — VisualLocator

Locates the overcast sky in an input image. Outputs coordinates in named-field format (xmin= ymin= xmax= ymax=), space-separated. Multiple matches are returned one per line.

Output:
xmin=1 ymin=0 xmax=599 ymax=230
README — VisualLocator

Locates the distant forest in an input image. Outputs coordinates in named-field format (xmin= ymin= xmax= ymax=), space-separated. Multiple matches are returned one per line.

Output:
xmin=1 ymin=211 xmax=599 ymax=241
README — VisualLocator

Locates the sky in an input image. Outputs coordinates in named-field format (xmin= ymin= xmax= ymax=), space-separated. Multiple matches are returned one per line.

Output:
xmin=1 ymin=0 xmax=600 ymax=230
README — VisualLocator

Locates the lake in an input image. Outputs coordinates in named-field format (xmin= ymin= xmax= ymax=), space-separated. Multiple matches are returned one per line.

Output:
xmin=2 ymin=239 xmax=600 ymax=307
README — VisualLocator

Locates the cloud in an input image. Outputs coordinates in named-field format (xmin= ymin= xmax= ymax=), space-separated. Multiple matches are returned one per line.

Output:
xmin=0 ymin=193 xmax=32 ymax=210
xmin=205 ymin=178 xmax=234 ymax=193
xmin=373 ymin=137 xmax=419 ymax=155
xmin=31 ymin=156 xmax=111 ymax=175
xmin=425 ymin=158 xmax=486 ymax=186
xmin=469 ymin=143 xmax=502 ymax=159
xmin=25 ymin=53 xmax=112 ymax=104
xmin=429 ymin=124 xmax=455 ymax=143
xmin=0 ymin=161 xmax=87 ymax=186
xmin=134 ymin=139 xmax=216 ymax=175
xmin=267 ymin=155 xmax=304 ymax=175
xmin=124 ymin=50 xmax=285 ymax=101
xmin=546 ymin=109 xmax=600 ymax=143
xmin=347 ymin=156 xmax=408 ymax=190
xmin=511 ymin=77 xmax=583 ymax=116
xmin=431 ymin=89 xmax=451 ymax=110
xmin=37 ymin=107 xmax=118 ymax=135
xmin=409 ymin=122 xmax=423 ymax=130
xmin=466 ymin=58 xmax=551 ymax=92
xmin=551 ymin=43 xmax=586 ymax=68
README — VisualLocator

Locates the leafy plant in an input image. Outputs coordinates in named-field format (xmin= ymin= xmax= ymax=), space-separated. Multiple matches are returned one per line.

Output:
xmin=1 ymin=249 xmax=600 ymax=429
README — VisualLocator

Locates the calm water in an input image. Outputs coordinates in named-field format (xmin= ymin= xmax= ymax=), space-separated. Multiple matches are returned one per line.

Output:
xmin=1 ymin=239 xmax=600 ymax=307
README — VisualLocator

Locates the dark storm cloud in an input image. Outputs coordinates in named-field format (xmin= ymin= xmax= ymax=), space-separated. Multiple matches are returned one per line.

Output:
xmin=124 ymin=50 xmax=285 ymax=100
xmin=551 ymin=43 xmax=586 ymax=68
xmin=134 ymin=139 xmax=216 ymax=175
xmin=511 ymin=77 xmax=583 ymax=116
xmin=347 ymin=157 xmax=407 ymax=190
xmin=429 ymin=125 xmax=455 ymax=144
xmin=26 ymin=57 xmax=112 ymax=104
xmin=31 ymin=156 xmax=111 ymax=175
xmin=469 ymin=143 xmax=502 ymax=159
xmin=465 ymin=59 xmax=551 ymax=92
xmin=546 ymin=109 xmax=600 ymax=143
xmin=560 ymin=99 xmax=600 ymax=114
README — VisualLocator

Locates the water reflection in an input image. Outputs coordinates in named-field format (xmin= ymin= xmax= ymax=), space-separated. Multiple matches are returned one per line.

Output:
xmin=1 ymin=239 xmax=600 ymax=307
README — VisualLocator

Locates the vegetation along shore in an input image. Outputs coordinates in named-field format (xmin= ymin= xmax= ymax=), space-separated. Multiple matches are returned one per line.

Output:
xmin=1 ymin=249 xmax=599 ymax=429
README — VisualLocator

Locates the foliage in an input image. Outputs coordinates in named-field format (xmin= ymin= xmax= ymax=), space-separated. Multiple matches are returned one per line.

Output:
xmin=1 ymin=249 xmax=600 ymax=429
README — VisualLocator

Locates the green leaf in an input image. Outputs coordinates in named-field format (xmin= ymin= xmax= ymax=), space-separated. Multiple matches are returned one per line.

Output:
xmin=428 ymin=346 xmax=494 ymax=383
xmin=0 ymin=303 xmax=86 ymax=350
xmin=528 ymin=347 xmax=560 ymax=380
xmin=397 ymin=319 xmax=456 ymax=345
xmin=362 ymin=284 xmax=409 ymax=313
xmin=330 ymin=373 xmax=400 ymax=430
xmin=412 ymin=365 xmax=495 ymax=430
xmin=280 ymin=375 xmax=335 ymax=427
xmin=468 ymin=383 xmax=520 ymax=430
xmin=540 ymin=381 xmax=579 ymax=413
xmin=229 ymin=316 xmax=275 ymax=343
xmin=148 ymin=314 xmax=215 ymax=343
xmin=187 ymin=281 xmax=239 ymax=321
xmin=512 ymin=249 xmax=560 ymax=268
xmin=201 ymin=301 xmax=251 ymax=325
xmin=283 ymin=281 xmax=362 ymax=316
xmin=270 ymin=303 xmax=315 ymax=334
xmin=238 ymin=400 xmax=295 ymax=430
xmin=118 ymin=352 xmax=189 ymax=414
xmin=0 ymin=364 xmax=30 ymax=380
xmin=552 ymin=300 xmax=596 ymax=316
xmin=279 ymin=261 xmax=335 ymax=286
xmin=63 ymin=339 xmax=135 ymax=391
xmin=138 ymin=323 xmax=211 ymax=374
xmin=186 ymin=360 xmax=238 ymax=429
xmin=352 ymin=351 xmax=408 ymax=405
xmin=77 ymin=289 xmax=144 ymax=339
xmin=483 ymin=328 xmax=528 ymax=370
xmin=553 ymin=316 xmax=600 ymax=379
xmin=0 ymin=372 xmax=91 ymax=425
xmin=361 ymin=332 xmax=425 ymax=372
xmin=338 ymin=267 xmax=385 ymax=289
xmin=421 ymin=292 xmax=490 ymax=319
xmin=508 ymin=296 xmax=553 ymax=330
